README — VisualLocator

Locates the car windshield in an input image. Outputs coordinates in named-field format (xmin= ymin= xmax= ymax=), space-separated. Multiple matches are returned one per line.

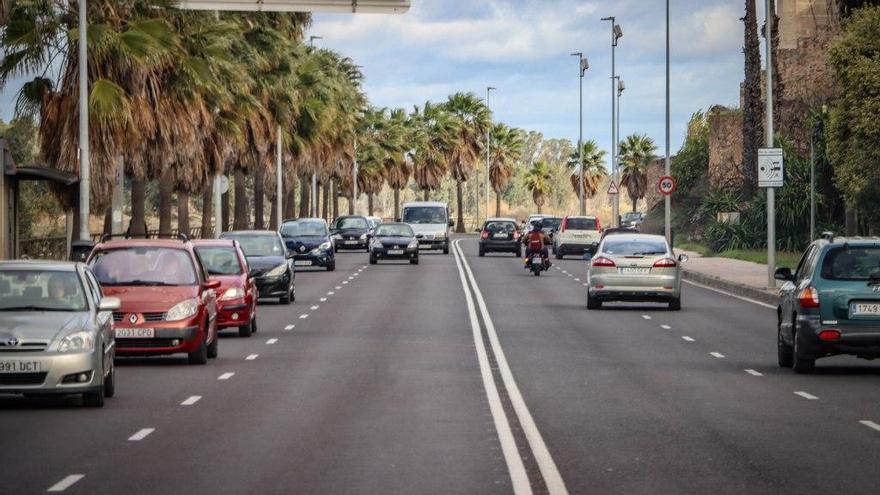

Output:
xmin=195 ymin=247 xmax=242 ymax=276
xmin=334 ymin=217 xmax=369 ymax=229
xmin=486 ymin=222 xmax=516 ymax=234
xmin=602 ymin=239 xmax=668 ymax=256
xmin=222 ymin=234 xmax=285 ymax=257
xmin=91 ymin=248 xmax=198 ymax=286
xmin=402 ymin=206 xmax=447 ymax=224
xmin=543 ymin=218 xmax=562 ymax=231
xmin=566 ymin=218 xmax=598 ymax=230
xmin=375 ymin=224 xmax=414 ymax=237
xmin=622 ymin=212 xmax=642 ymax=221
xmin=0 ymin=269 xmax=88 ymax=311
xmin=820 ymin=247 xmax=880 ymax=281
xmin=281 ymin=221 xmax=327 ymax=237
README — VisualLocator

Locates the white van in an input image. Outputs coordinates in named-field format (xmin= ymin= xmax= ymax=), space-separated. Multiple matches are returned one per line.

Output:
xmin=400 ymin=201 xmax=453 ymax=254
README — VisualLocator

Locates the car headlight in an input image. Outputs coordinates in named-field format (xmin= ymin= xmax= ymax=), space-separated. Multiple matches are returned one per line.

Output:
xmin=359 ymin=233 xmax=368 ymax=240
xmin=58 ymin=331 xmax=95 ymax=353
xmin=331 ymin=234 xmax=342 ymax=240
xmin=370 ymin=238 xmax=383 ymax=248
xmin=435 ymin=231 xmax=446 ymax=239
xmin=220 ymin=287 xmax=245 ymax=301
xmin=265 ymin=263 xmax=287 ymax=278
xmin=166 ymin=298 xmax=200 ymax=321
xmin=408 ymin=239 xmax=419 ymax=249
xmin=318 ymin=241 xmax=332 ymax=251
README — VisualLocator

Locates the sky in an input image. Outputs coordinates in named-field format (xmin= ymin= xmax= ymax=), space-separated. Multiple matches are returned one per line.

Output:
xmin=1 ymin=0 xmax=758 ymax=160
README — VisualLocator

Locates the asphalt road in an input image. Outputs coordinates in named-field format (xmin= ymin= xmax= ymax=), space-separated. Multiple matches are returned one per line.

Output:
xmin=4 ymin=236 xmax=880 ymax=494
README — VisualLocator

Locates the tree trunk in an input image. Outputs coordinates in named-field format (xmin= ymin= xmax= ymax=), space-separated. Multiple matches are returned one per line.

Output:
xmin=201 ymin=181 xmax=214 ymax=238
xmin=269 ymin=195 xmax=278 ymax=230
xmin=495 ymin=192 xmax=502 ymax=218
xmin=770 ymin=0 xmax=784 ymax=135
xmin=332 ymin=180 xmax=339 ymax=220
xmin=221 ymin=188 xmax=230 ymax=233
xmin=314 ymin=182 xmax=322 ymax=219
xmin=253 ymin=166 xmax=264 ymax=229
xmin=423 ymin=189 xmax=429 ymax=201
xmin=322 ymin=182 xmax=330 ymax=220
xmin=742 ymin=0 xmax=764 ymax=199
xmin=178 ymin=192 xmax=190 ymax=238
xmin=368 ymin=193 xmax=374 ymax=216
xmin=130 ymin=179 xmax=147 ymax=237
xmin=158 ymin=173 xmax=173 ymax=236
xmin=845 ymin=206 xmax=857 ymax=236
xmin=298 ymin=176 xmax=310 ymax=218
xmin=455 ymin=179 xmax=465 ymax=233
xmin=103 ymin=208 xmax=112 ymax=236
xmin=393 ymin=187 xmax=400 ymax=220
xmin=285 ymin=186 xmax=297 ymax=220
xmin=632 ymin=196 xmax=637 ymax=212
xmin=233 ymin=168 xmax=249 ymax=230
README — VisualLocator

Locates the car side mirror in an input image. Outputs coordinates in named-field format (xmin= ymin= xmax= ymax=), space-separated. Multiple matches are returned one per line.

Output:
xmin=204 ymin=279 xmax=221 ymax=290
xmin=677 ymin=253 xmax=689 ymax=263
xmin=416 ymin=234 xmax=424 ymax=239
xmin=98 ymin=296 xmax=121 ymax=312
xmin=774 ymin=267 xmax=794 ymax=282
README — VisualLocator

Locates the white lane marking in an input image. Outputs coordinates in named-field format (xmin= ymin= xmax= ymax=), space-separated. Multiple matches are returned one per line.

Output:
xmin=353 ymin=273 xmax=359 ymax=277
xmin=710 ymin=352 xmax=725 ymax=358
xmin=299 ymin=314 xmax=309 ymax=319
xmin=266 ymin=338 xmax=278 ymax=345
xmin=682 ymin=279 xmax=775 ymax=309
xmin=128 ymin=428 xmax=155 ymax=441
xmin=859 ymin=420 xmax=880 ymax=432
xmin=327 ymin=291 xmax=335 ymax=295
xmin=218 ymin=372 xmax=235 ymax=380
xmin=744 ymin=369 xmax=763 ymax=376
xmin=562 ymin=270 xmax=569 ymax=274
xmin=180 ymin=395 xmax=201 ymax=406
xmin=794 ymin=391 xmax=819 ymax=400
xmin=310 ymin=305 xmax=320 ymax=310
xmin=47 ymin=474 xmax=85 ymax=492
xmin=451 ymin=242 xmax=532 ymax=495
xmin=682 ymin=336 xmax=695 ymax=342
xmin=335 ymin=286 xmax=342 ymax=290
xmin=320 ymin=297 xmax=327 ymax=302
xmin=641 ymin=315 xmax=652 ymax=320
xmin=454 ymin=240 xmax=567 ymax=494
xmin=348 ymin=277 xmax=354 ymax=280
xmin=246 ymin=354 xmax=259 ymax=361
xmin=660 ymin=324 xmax=672 ymax=330
xmin=583 ymin=283 xmax=589 ymax=287
xmin=284 ymin=324 xmax=295 ymax=330
xmin=342 ymin=281 xmax=349 ymax=285
xmin=574 ymin=278 xmax=581 ymax=282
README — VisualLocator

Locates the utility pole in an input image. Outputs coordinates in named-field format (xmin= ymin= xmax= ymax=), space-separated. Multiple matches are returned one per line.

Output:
xmin=765 ymin=0 xmax=776 ymax=287
xmin=665 ymin=0 xmax=672 ymax=243
xmin=486 ymin=86 xmax=495 ymax=220
xmin=601 ymin=16 xmax=623 ymax=226
xmin=77 ymin=0 xmax=90 ymax=241
xmin=571 ymin=53 xmax=587 ymax=216
xmin=309 ymin=35 xmax=323 ymax=218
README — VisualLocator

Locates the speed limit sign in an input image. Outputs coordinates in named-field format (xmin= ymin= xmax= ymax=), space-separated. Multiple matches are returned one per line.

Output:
xmin=658 ymin=176 xmax=676 ymax=196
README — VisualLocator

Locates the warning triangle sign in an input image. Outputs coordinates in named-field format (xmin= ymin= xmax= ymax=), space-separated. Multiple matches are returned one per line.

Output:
xmin=607 ymin=181 xmax=619 ymax=195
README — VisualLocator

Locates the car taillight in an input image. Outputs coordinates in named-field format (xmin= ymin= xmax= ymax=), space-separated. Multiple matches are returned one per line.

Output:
xmin=653 ymin=258 xmax=677 ymax=268
xmin=819 ymin=329 xmax=841 ymax=342
xmin=561 ymin=217 xmax=567 ymax=232
xmin=596 ymin=218 xmax=602 ymax=231
xmin=592 ymin=256 xmax=616 ymax=267
xmin=481 ymin=230 xmax=489 ymax=239
xmin=798 ymin=287 xmax=820 ymax=308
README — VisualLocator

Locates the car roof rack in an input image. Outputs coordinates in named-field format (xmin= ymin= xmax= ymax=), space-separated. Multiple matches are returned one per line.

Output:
xmin=100 ymin=233 xmax=189 ymax=243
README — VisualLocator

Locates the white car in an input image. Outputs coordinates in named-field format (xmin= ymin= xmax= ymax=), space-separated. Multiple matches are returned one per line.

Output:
xmin=400 ymin=201 xmax=453 ymax=254
xmin=553 ymin=216 xmax=602 ymax=259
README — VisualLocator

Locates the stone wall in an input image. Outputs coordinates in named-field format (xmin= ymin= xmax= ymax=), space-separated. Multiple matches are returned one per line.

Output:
xmin=707 ymin=106 xmax=745 ymax=192
xmin=779 ymin=0 xmax=839 ymax=49
xmin=643 ymin=157 xmax=667 ymax=211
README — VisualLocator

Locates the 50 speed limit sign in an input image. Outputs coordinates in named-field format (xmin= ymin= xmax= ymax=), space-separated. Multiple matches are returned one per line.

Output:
xmin=657 ymin=176 xmax=676 ymax=196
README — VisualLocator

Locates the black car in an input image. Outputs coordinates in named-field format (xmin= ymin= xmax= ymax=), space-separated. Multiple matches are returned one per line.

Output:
xmin=369 ymin=223 xmax=420 ymax=265
xmin=479 ymin=218 xmax=521 ymax=257
xmin=331 ymin=215 xmax=372 ymax=251
xmin=280 ymin=218 xmax=336 ymax=271
xmin=220 ymin=231 xmax=295 ymax=304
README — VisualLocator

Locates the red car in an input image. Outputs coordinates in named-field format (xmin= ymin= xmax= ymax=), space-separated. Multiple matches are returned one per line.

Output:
xmin=87 ymin=238 xmax=220 ymax=365
xmin=192 ymin=239 xmax=258 ymax=337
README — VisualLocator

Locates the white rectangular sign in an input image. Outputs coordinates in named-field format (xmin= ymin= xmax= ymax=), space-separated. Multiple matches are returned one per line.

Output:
xmin=758 ymin=148 xmax=784 ymax=188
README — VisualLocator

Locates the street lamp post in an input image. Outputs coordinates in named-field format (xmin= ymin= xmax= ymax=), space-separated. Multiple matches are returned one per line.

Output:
xmin=485 ymin=86 xmax=495 ymax=221
xmin=77 ymin=0 xmax=90 ymax=241
xmin=309 ymin=35 xmax=323 ymax=219
xmin=615 ymin=77 xmax=624 ymax=181
xmin=765 ymin=0 xmax=776 ymax=287
xmin=571 ymin=53 xmax=588 ymax=216
xmin=601 ymin=16 xmax=622 ymax=227
xmin=665 ymin=0 xmax=672 ymax=244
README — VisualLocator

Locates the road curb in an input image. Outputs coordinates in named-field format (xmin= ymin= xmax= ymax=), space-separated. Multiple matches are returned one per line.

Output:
xmin=682 ymin=268 xmax=778 ymax=306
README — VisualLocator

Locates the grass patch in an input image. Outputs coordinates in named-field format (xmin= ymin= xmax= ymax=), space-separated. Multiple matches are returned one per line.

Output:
xmin=675 ymin=242 xmax=713 ymax=257
xmin=717 ymin=249 xmax=802 ymax=268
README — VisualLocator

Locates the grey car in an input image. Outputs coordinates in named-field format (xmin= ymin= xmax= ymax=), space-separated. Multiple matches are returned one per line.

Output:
xmin=586 ymin=234 xmax=687 ymax=310
xmin=0 ymin=261 xmax=120 ymax=407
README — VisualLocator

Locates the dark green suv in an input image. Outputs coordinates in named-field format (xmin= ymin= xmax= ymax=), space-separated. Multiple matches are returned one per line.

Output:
xmin=775 ymin=233 xmax=880 ymax=374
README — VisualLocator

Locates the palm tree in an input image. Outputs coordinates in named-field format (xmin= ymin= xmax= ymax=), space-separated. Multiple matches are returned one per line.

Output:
xmin=568 ymin=140 xmax=608 ymax=199
xmin=488 ymin=124 xmax=524 ymax=217
xmin=383 ymin=108 xmax=411 ymax=218
xmin=618 ymin=133 xmax=657 ymax=212
xmin=411 ymin=102 xmax=457 ymax=201
xmin=523 ymin=161 xmax=552 ymax=214
xmin=444 ymin=92 xmax=491 ymax=233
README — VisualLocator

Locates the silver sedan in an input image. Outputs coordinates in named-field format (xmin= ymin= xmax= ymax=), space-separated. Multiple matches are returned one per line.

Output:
xmin=0 ymin=261 xmax=120 ymax=407
xmin=586 ymin=234 xmax=687 ymax=310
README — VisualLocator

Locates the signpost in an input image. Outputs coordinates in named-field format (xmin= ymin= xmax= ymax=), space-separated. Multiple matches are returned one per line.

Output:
xmin=657 ymin=175 xmax=676 ymax=196
xmin=607 ymin=181 xmax=619 ymax=196
xmin=758 ymin=148 xmax=784 ymax=188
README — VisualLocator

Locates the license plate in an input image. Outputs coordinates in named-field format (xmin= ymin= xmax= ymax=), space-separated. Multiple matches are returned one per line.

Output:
xmin=418 ymin=244 xmax=431 ymax=250
xmin=0 ymin=360 xmax=41 ymax=373
xmin=851 ymin=303 xmax=880 ymax=316
xmin=620 ymin=267 xmax=650 ymax=275
xmin=344 ymin=240 xmax=357 ymax=245
xmin=387 ymin=249 xmax=404 ymax=255
xmin=294 ymin=260 xmax=313 ymax=266
xmin=493 ymin=234 xmax=508 ymax=239
xmin=116 ymin=327 xmax=155 ymax=338
xmin=531 ymin=257 xmax=543 ymax=264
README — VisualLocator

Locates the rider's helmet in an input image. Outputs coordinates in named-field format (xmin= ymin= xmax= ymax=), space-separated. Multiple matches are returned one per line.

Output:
xmin=531 ymin=219 xmax=544 ymax=232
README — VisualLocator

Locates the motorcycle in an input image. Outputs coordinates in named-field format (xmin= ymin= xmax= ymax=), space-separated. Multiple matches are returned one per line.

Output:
xmin=529 ymin=253 xmax=548 ymax=276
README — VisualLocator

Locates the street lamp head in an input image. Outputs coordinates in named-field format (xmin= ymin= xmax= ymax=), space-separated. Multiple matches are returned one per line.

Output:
xmin=487 ymin=86 xmax=496 ymax=91
xmin=618 ymin=79 xmax=625 ymax=94
xmin=600 ymin=16 xmax=615 ymax=21
xmin=613 ymin=24 xmax=623 ymax=40
xmin=580 ymin=57 xmax=589 ymax=75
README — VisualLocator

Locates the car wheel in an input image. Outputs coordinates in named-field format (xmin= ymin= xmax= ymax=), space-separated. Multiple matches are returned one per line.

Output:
xmin=280 ymin=284 xmax=293 ymax=304
xmin=792 ymin=329 xmax=815 ymax=374
xmin=83 ymin=389 xmax=104 ymax=408
xmin=369 ymin=255 xmax=378 ymax=265
xmin=668 ymin=296 xmax=682 ymax=311
xmin=251 ymin=316 xmax=258 ymax=334
xmin=103 ymin=362 xmax=115 ymax=398
xmin=207 ymin=333 xmax=219 ymax=359
xmin=188 ymin=337 xmax=208 ymax=365
xmin=777 ymin=321 xmax=793 ymax=368
xmin=410 ymin=256 xmax=419 ymax=265
xmin=479 ymin=247 xmax=485 ymax=257
xmin=239 ymin=318 xmax=253 ymax=337
xmin=327 ymin=259 xmax=336 ymax=271
xmin=443 ymin=245 xmax=449 ymax=255
xmin=586 ymin=292 xmax=602 ymax=310
xmin=515 ymin=247 xmax=522 ymax=258
xmin=555 ymin=247 xmax=564 ymax=260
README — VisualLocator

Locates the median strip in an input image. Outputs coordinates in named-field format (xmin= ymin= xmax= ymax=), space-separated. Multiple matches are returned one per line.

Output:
xmin=47 ymin=474 xmax=85 ymax=492
xmin=128 ymin=428 xmax=155 ymax=441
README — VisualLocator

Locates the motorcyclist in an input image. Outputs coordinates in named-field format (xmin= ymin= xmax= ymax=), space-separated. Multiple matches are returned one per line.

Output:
xmin=522 ymin=219 xmax=552 ymax=269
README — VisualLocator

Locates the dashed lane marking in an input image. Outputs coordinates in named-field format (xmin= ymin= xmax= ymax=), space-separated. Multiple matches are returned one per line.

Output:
xmin=859 ymin=420 xmax=880 ymax=432
xmin=343 ymin=281 xmax=349 ymax=285
xmin=299 ymin=314 xmax=309 ymax=319
xmin=310 ymin=305 xmax=320 ymax=310
xmin=660 ymin=325 xmax=672 ymax=330
xmin=328 ymin=291 xmax=335 ymax=295
xmin=246 ymin=354 xmax=259 ymax=361
xmin=642 ymin=315 xmax=652 ymax=320
xmin=710 ymin=352 xmax=726 ymax=358
xmin=320 ymin=297 xmax=327 ymax=302
xmin=47 ymin=475 xmax=85 ymax=492
xmin=682 ymin=336 xmax=695 ymax=342
xmin=128 ymin=428 xmax=155 ymax=441
xmin=266 ymin=338 xmax=278 ymax=345
xmin=574 ymin=278 xmax=581 ymax=282
xmin=744 ymin=369 xmax=763 ymax=376
xmin=181 ymin=396 xmax=201 ymax=406
xmin=218 ymin=372 xmax=235 ymax=380
xmin=794 ymin=391 xmax=819 ymax=400
xmin=335 ymin=286 xmax=342 ymax=290
xmin=284 ymin=325 xmax=295 ymax=331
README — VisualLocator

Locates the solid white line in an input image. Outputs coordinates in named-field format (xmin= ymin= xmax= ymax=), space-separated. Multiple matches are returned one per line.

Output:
xmin=246 ymin=354 xmax=259 ymax=361
xmin=660 ymin=324 xmax=672 ymax=330
xmin=682 ymin=279 xmax=776 ymax=309
xmin=682 ymin=336 xmax=695 ymax=342
xmin=451 ymin=241 xmax=532 ymax=495
xmin=284 ymin=324 xmax=295 ymax=330
xmin=642 ymin=315 xmax=652 ymax=320
xmin=180 ymin=395 xmax=201 ymax=406
xmin=218 ymin=372 xmax=235 ymax=380
xmin=299 ymin=314 xmax=309 ymax=319
xmin=47 ymin=474 xmax=85 ymax=492
xmin=455 ymin=240 xmax=567 ymax=494
xmin=794 ymin=391 xmax=819 ymax=400
xmin=320 ymin=297 xmax=327 ymax=302
xmin=310 ymin=305 xmax=320 ymax=310
xmin=266 ymin=338 xmax=278 ymax=345
xmin=744 ymin=369 xmax=763 ymax=376
xmin=128 ymin=428 xmax=155 ymax=441
xmin=859 ymin=420 xmax=880 ymax=432
xmin=710 ymin=352 xmax=725 ymax=358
